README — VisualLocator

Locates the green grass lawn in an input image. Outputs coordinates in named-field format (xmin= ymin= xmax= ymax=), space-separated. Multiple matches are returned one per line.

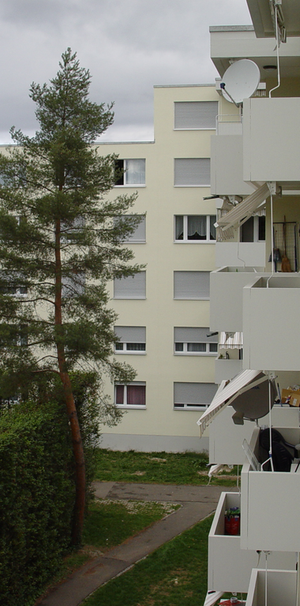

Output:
xmin=53 ymin=498 xmax=179 ymax=584
xmin=81 ymin=515 xmax=213 ymax=606
xmin=93 ymin=448 xmax=239 ymax=486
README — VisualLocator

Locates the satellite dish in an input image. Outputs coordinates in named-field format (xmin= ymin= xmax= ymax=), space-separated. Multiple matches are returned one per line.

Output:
xmin=230 ymin=372 xmax=276 ymax=425
xmin=220 ymin=59 xmax=260 ymax=105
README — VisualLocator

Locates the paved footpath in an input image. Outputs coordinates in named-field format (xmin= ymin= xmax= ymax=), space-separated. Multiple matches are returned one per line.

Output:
xmin=38 ymin=482 xmax=236 ymax=606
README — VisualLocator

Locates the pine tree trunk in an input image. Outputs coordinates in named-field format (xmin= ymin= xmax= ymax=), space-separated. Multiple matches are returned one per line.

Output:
xmin=55 ymin=218 xmax=86 ymax=544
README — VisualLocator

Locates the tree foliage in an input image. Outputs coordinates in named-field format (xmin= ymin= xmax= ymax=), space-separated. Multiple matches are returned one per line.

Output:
xmin=0 ymin=48 xmax=142 ymax=542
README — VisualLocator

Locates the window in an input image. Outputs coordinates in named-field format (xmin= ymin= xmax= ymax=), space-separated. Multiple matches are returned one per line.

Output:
xmin=114 ymin=326 xmax=146 ymax=353
xmin=115 ymin=382 xmax=146 ymax=408
xmin=174 ymin=382 xmax=218 ymax=410
xmin=62 ymin=272 xmax=85 ymax=297
xmin=174 ymin=327 xmax=218 ymax=355
xmin=0 ymin=324 xmax=28 ymax=348
xmin=115 ymin=159 xmax=145 ymax=186
xmin=175 ymin=215 xmax=216 ymax=242
xmin=174 ymin=271 xmax=210 ymax=300
xmin=118 ymin=215 xmax=146 ymax=243
xmin=174 ymin=159 xmax=210 ymax=187
xmin=240 ymin=215 xmax=266 ymax=242
xmin=174 ymin=101 xmax=218 ymax=130
xmin=114 ymin=271 xmax=146 ymax=299
xmin=0 ymin=272 xmax=27 ymax=296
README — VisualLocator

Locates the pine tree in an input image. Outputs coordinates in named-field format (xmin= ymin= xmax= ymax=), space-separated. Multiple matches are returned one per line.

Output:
xmin=0 ymin=48 xmax=142 ymax=543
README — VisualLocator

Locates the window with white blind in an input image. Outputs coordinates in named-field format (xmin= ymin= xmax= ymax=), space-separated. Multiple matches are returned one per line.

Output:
xmin=174 ymin=271 xmax=210 ymax=300
xmin=114 ymin=271 xmax=146 ymax=299
xmin=114 ymin=326 xmax=146 ymax=353
xmin=174 ymin=382 xmax=218 ymax=410
xmin=115 ymin=159 xmax=145 ymax=186
xmin=174 ymin=158 xmax=210 ymax=186
xmin=175 ymin=215 xmax=216 ymax=242
xmin=174 ymin=327 xmax=218 ymax=355
xmin=119 ymin=215 xmax=146 ymax=243
xmin=174 ymin=101 xmax=218 ymax=130
xmin=115 ymin=382 xmax=146 ymax=408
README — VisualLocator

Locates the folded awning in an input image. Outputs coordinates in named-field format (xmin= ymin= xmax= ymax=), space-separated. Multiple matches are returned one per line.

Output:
xmin=215 ymin=182 xmax=270 ymax=233
xmin=197 ymin=369 xmax=267 ymax=437
xmin=219 ymin=331 xmax=243 ymax=349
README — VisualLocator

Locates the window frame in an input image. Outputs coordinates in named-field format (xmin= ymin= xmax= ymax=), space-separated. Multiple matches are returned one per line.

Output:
xmin=174 ymin=382 xmax=218 ymax=411
xmin=174 ymin=101 xmax=218 ymax=130
xmin=119 ymin=215 xmax=146 ymax=244
xmin=114 ymin=271 xmax=146 ymax=300
xmin=174 ymin=158 xmax=210 ymax=187
xmin=240 ymin=215 xmax=266 ymax=243
xmin=114 ymin=326 xmax=146 ymax=355
xmin=173 ymin=271 xmax=210 ymax=301
xmin=174 ymin=215 xmax=216 ymax=243
xmin=115 ymin=381 xmax=146 ymax=409
xmin=115 ymin=159 xmax=146 ymax=187
xmin=174 ymin=327 xmax=218 ymax=356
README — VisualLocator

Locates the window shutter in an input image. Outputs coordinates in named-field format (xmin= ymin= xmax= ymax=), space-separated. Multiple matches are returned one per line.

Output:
xmin=174 ymin=382 xmax=218 ymax=406
xmin=174 ymin=327 xmax=217 ymax=343
xmin=129 ymin=216 xmax=146 ymax=242
xmin=114 ymin=272 xmax=146 ymax=299
xmin=174 ymin=159 xmax=210 ymax=186
xmin=115 ymin=326 xmax=146 ymax=343
xmin=174 ymin=271 xmax=210 ymax=300
xmin=174 ymin=101 xmax=218 ymax=129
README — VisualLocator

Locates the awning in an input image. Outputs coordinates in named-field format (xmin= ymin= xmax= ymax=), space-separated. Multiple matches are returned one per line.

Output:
xmin=215 ymin=182 xmax=270 ymax=233
xmin=197 ymin=369 xmax=267 ymax=437
xmin=203 ymin=591 xmax=223 ymax=606
xmin=219 ymin=331 xmax=243 ymax=349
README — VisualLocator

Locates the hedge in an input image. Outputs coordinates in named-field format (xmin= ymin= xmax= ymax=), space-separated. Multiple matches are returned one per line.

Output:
xmin=0 ymin=401 xmax=76 ymax=606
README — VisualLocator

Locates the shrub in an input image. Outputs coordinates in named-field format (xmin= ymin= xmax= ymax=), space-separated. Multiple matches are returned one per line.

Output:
xmin=0 ymin=401 xmax=76 ymax=606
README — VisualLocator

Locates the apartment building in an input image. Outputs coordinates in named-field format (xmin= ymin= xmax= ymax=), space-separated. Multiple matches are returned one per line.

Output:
xmin=200 ymin=1 xmax=300 ymax=605
xmin=97 ymin=84 xmax=219 ymax=453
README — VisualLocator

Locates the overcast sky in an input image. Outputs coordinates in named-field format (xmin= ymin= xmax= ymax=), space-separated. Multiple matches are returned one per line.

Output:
xmin=0 ymin=0 xmax=252 ymax=143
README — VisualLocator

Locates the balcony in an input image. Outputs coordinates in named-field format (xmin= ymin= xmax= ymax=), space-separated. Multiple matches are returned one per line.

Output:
xmin=208 ymin=491 xmax=296 ymax=593
xmin=208 ymin=405 xmax=299 ymax=466
xmin=246 ymin=569 xmax=297 ymax=606
xmin=210 ymin=267 xmax=265 ymax=333
xmin=241 ymin=426 xmax=300 ymax=552
xmin=243 ymin=97 xmax=300 ymax=187
xmin=243 ymin=274 xmax=300 ymax=371
xmin=215 ymin=241 xmax=266 ymax=269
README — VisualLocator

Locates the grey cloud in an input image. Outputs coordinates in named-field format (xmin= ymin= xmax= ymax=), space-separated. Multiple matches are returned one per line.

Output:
xmin=0 ymin=0 xmax=251 ymax=142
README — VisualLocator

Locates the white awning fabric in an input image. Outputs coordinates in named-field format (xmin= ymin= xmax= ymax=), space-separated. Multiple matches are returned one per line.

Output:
xmin=197 ymin=369 xmax=267 ymax=437
xmin=203 ymin=591 xmax=223 ymax=606
xmin=215 ymin=182 xmax=270 ymax=233
xmin=219 ymin=331 xmax=243 ymax=349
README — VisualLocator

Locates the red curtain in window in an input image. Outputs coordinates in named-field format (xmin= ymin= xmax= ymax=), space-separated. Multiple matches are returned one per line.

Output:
xmin=127 ymin=385 xmax=145 ymax=405
xmin=116 ymin=385 xmax=124 ymax=405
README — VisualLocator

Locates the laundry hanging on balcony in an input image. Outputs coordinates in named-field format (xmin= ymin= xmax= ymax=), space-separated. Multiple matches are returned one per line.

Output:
xmin=215 ymin=182 xmax=270 ymax=238
xmin=197 ymin=369 xmax=276 ymax=436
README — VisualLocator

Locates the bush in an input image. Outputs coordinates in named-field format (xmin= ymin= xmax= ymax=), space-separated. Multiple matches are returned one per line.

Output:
xmin=0 ymin=401 xmax=76 ymax=606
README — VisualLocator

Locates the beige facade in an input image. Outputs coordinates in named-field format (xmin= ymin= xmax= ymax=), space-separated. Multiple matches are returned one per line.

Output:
xmin=97 ymin=85 xmax=219 ymax=452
